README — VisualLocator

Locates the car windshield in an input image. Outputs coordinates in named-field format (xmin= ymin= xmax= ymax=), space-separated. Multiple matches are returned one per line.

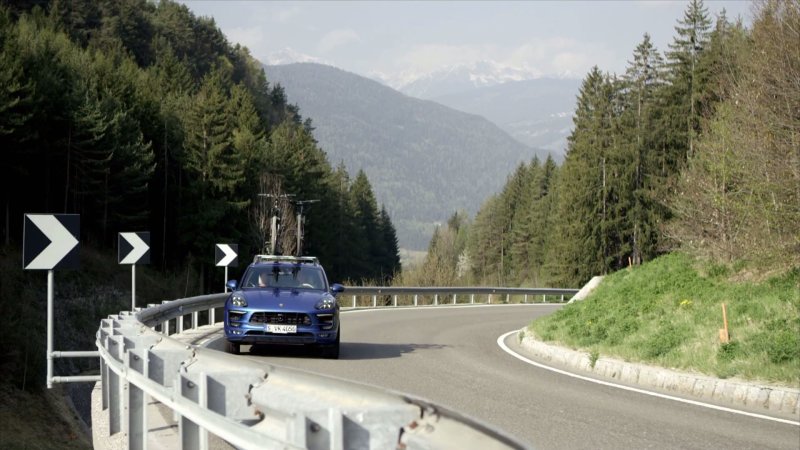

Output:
xmin=244 ymin=265 xmax=325 ymax=290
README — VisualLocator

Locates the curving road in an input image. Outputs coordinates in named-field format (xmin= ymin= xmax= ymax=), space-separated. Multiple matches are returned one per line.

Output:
xmin=204 ymin=305 xmax=799 ymax=449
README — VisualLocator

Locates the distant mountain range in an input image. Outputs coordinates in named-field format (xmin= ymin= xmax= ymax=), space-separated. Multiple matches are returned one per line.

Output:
xmin=385 ymin=60 xmax=541 ymax=98
xmin=263 ymin=63 xmax=551 ymax=250
xmin=267 ymin=52 xmax=580 ymax=155
xmin=368 ymin=59 xmax=579 ymax=155
xmin=427 ymin=78 xmax=580 ymax=156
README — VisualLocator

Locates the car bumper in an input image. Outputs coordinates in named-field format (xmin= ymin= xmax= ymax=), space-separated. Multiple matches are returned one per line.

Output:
xmin=224 ymin=326 xmax=338 ymax=345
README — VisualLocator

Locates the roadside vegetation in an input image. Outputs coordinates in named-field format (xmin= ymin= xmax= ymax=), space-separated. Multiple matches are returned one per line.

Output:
xmin=400 ymin=0 xmax=799 ymax=291
xmin=0 ymin=383 xmax=91 ymax=450
xmin=529 ymin=253 xmax=800 ymax=386
xmin=0 ymin=243 xmax=216 ymax=448
xmin=401 ymin=1 xmax=799 ymax=388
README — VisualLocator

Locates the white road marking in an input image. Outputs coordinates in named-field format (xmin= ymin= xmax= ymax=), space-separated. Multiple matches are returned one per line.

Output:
xmin=496 ymin=330 xmax=800 ymax=427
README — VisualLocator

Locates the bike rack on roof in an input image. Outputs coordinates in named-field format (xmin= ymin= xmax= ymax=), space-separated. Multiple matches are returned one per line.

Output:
xmin=252 ymin=255 xmax=319 ymax=265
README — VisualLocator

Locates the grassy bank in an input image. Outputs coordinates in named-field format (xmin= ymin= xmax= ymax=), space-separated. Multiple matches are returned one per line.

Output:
xmin=529 ymin=253 xmax=800 ymax=386
xmin=0 ymin=382 xmax=92 ymax=450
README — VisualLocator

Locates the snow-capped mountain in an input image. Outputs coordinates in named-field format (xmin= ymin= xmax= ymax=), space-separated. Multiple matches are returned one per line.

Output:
xmin=266 ymin=48 xmax=330 ymax=66
xmin=391 ymin=60 xmax=541 ymax=99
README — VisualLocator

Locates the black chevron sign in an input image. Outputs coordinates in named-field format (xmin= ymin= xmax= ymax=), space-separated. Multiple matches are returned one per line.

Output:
xmin=215 ymin=244 xmax=238 ymax=267
xmin=118 ymin=232 xmax=150 ymax=265
xmin=23 ymin=214 xmax=80 ymax=270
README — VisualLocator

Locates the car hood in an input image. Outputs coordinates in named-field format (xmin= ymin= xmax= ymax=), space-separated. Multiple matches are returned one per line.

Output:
xmin=237 ymin=289 xmax=334 ymax=312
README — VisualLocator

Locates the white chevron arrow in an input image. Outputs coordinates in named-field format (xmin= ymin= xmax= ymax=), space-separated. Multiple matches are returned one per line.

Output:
xmin=217 ymin=244 xmax=237 ymax=266
xmin=120 ymin=233 xmax=149 ymax=264
xmin=26 ymin=215 xmax=79 ymax=270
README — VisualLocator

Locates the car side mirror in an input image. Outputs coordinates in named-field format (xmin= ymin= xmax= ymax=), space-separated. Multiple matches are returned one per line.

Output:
xmin=331 ymin=283 xmax=345 ymax=295
xmin=226 ymin=279 xmax=238 ymax=291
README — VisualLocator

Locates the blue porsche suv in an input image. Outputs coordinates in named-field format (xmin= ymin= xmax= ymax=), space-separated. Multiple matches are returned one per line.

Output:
xmin=224 ymin=255 xmax=344 ymax=358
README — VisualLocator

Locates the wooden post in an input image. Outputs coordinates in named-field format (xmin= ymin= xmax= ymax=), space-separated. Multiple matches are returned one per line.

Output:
xmin=719 ymin=303 xmax=730 ymax=343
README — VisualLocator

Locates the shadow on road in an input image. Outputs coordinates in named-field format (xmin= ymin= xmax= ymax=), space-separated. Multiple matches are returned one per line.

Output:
xmin=340 ymin=342 xmax=447 ymax=360
xmin=245 ymin=342 xmax=447 ymax=360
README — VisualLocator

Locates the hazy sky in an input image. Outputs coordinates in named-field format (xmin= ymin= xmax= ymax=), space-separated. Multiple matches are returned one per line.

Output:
xmin=179 ymin=1 xmax=752 ymax=86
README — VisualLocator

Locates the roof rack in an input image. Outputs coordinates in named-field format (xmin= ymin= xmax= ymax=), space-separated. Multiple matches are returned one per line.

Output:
xmin=252 ymin=255 xmax=319 ymax=265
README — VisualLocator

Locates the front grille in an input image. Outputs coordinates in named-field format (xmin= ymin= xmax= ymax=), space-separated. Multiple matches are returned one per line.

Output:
xmin=249 ymin=312 xmax=310 ymax=326
xmin=244 ymin=331 xmax=316 ymax=343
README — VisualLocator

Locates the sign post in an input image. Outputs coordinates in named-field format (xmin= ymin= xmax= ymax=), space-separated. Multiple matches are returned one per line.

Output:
xmin=118 ymin=232 xmax=150 ymax=310
xmin=215 ymin=244 xmax=238 ymax=290
xmin=23 ymin=214 xmax=80 ymax=389
xmin=214 ymin=244 xmax=238 ymax=325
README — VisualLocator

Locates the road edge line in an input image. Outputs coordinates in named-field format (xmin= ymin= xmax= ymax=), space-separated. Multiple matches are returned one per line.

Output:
xmin=496 ymin=330 xmax=800 ymax=427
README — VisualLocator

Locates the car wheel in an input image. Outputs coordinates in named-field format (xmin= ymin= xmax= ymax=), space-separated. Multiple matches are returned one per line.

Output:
xmin=225 ymin=341 xmax=240 ymax=355
xmin=321 ymin=330 xmax=340 ymax=359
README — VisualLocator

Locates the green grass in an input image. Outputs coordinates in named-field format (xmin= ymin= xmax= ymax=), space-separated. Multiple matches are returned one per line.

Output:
xmin=530 ymin=253 xmax=800 ymax=386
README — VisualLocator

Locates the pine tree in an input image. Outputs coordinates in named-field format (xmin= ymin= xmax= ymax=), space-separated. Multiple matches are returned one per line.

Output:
xmin=622 ymin=33 xmax=666 ymax=264
xmin=664 ymin=0 xmax=712 ymax=160
xmin=522 ymin=155 xmax=558 ymax=285
xmin=325 ymin=163 xmax=364 ymax=281
xmin=545 ymin=67 xmax=624 ymax=285
xmin=0 ymin=11 xmax=34 ymax=244
xmin=349 ymin=170 xmax=383 ymax=280
xmin=180 ymin=65 xmax=245 ymax=267
xmin=467 ymin=194 xmax=502 ymax=284
xmin=378 ymin=206 xmax=401 ymax=282
xmin=184 ymin=66 xmax=243 ymax=198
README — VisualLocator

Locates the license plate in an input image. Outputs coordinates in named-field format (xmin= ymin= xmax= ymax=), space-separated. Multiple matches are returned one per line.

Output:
xmin=266 ymin=324 xmax=296 ymax=334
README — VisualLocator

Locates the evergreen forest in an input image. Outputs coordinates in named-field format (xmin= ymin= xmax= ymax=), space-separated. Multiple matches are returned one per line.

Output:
xmin=401 ymin=0 xmax=799 ymax=288
xmin=0 ymin=0 xmax=402 ymax=286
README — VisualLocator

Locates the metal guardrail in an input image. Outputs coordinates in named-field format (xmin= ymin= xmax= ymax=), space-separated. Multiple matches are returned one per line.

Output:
xmin=344 ymin=286 xmax=578 ymax=308
xmin=95 ymin=288 xmax=555 ymax=449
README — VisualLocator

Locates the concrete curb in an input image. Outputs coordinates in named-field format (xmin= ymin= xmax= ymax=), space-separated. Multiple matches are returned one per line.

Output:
xmin=568 ymin=275 xmax=604 ymax=303
xmin=519 ymin=333 xmax=800 ymax=417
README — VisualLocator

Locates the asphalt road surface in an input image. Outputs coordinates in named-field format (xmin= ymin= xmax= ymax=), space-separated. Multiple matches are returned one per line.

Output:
xmin=206 ymin=305 xmax=800 ymax=449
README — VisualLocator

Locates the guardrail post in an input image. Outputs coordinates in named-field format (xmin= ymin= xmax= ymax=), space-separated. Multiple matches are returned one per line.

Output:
xmin=524 ymin=294 xmax=528 ymax=303
xmin=108 ymin=336 xmax=122 ymax=436
xmin=179 ymin=373 xmax=208 ymax=450
xmin=543 ymin=295 xmax=546 ymax=303
xmin=452 ymin=294 xmax=457 ymax=304
xmin=506 ymin=294 xmax=510 ymax=303
xmin=127 ymin=349 xmax=147 ymax=450
xmin=209 ymin=307 xmax=215 ymax=325
xmin=488 ymin=294 xmax=492 ymax=304
xmin=372 ymin=295 xmax=377 ymax=308
xmin=177 ymin=314 xmax=184 ymax=334
xmin=352 ymin=295 xmax=356 ymax=308
xmin=393 ymin=295 xmax=397 ymax=307
xmin=162 ymin=320 xmax=169 ymax=335
xmin=192 ymin=311 xmax=199 ymax=329
xmin=101 ymin=358 xmax=109 ymax=410
xmin=434 ymin=294 xmax=438 ymax=306
xmin=414 ymin=295 xmax=418 ymax=306
xmin=561 ymin=294 xmax=565 ymax=302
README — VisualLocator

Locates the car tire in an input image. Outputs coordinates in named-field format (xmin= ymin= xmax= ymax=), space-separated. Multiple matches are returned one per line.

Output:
xmin=225 ymin=341 xmax=240 ymax=355
xmin=321 ymin=330 xmax=340 ymax=359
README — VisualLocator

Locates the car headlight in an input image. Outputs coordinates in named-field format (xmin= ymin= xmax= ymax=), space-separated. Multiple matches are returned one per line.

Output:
xmin=315 ymin=297 xmax=335 ymax=310
xmin=230 ymin=293 xmax=247 ymax=307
